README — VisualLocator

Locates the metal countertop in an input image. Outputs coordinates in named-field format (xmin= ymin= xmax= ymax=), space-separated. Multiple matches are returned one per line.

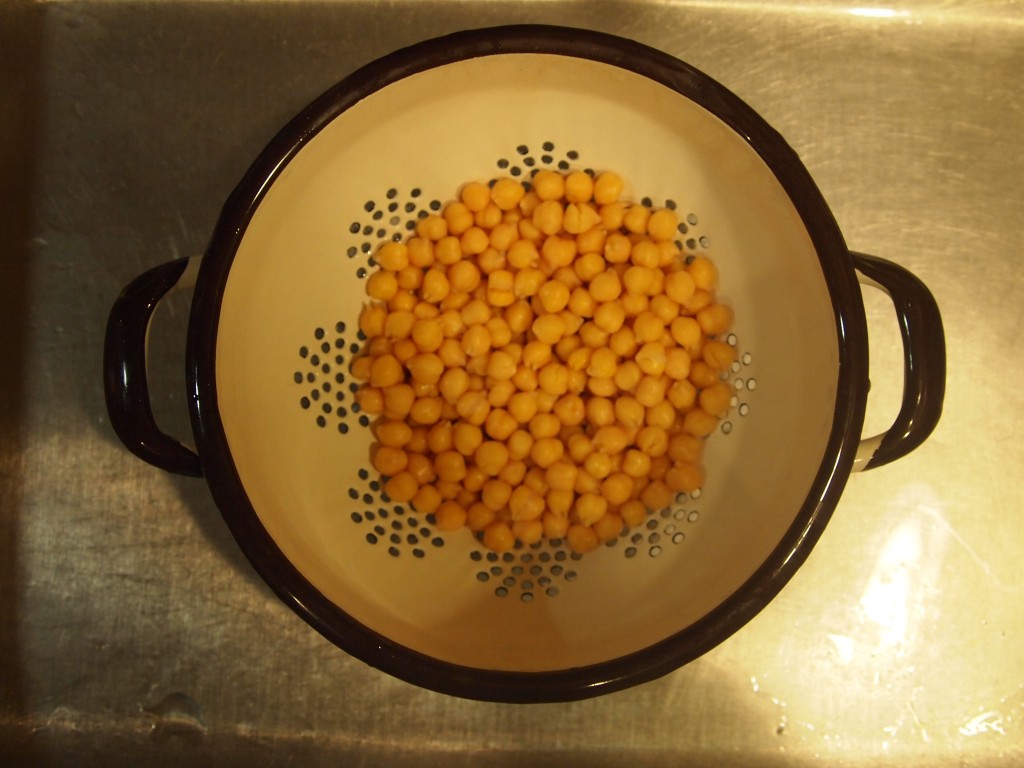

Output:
xmin=2 ymin=1 xmax=1022 ymax=765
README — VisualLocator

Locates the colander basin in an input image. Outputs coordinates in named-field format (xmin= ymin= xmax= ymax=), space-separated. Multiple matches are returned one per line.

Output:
xmin=104 ymin=25 xmax=945 ymax=702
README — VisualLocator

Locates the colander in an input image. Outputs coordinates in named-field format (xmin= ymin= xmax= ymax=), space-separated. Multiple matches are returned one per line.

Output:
xmin=103 ymin=25 xmax=945 ymax=702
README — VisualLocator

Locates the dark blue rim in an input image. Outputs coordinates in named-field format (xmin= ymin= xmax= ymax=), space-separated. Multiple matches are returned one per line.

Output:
xmin=186 ymin=24 xmax=869 ymax=703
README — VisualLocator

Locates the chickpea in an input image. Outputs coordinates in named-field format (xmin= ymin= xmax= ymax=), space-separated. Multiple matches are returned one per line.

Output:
xmin=614 ymin=396 xmax=645 ymax=429
xmin=586 ymin=348 xmax=617 ymax=380
xmin=529 ymin=413 xmax=562 ymax=440
xmin=566 ymin=433 xmax=593 ymax=464
xmin=491 ymin=178 xmax=526 ymax=210
xmin=522 ymin=339 xmax=553 ymax=370
xmin=474 ymin=203 xmax=503 ymax=230
xmin=636 ymin=425 xmax=669 ymax=458
xmin=537 ymin=361 xmax=570 ymax=396
xmin=697 ymin=303 xmax=734 ymax=336
xmin=682 ymin=407 xmax=719 ymax=438
xmin=532 ymin=313 xmax=567 ymax=345
xmin=566 ymin=523 xmax=599 ymax=554
xmin=509 ymin=485 xmax=545 ymax=521
xmin=573 ymin=252 xmax=606 ymax=283
xmin=567 ymin=286 xmax=597 ymax=318
xmin=475 ymin=441 xmax=510 ymax=476
xmin=409 ymin=396 xmax=443 ymax=425
xmin=592 ymin=425 xmax=629 ymax=455
xmin=585 ymin=396 xmax=615 ymax=428
xmin=593 ymin=171 xmax=623 ymax=204
xmin=467 ymin=502 xmax=497 ymax=531
xmin=489 ymin=379 xmax=518 ymax=408
xmin=553 ymin=393 xmax=586 ymax=426
xmin=532 ymin=170 xmax=566 ymax=201
xmin=619 ymin=499 xmax=647 ymax=528
xmin=532 ymin=199 xmax=564 ymax=235
xmin=589 ymin=270 xmax=622 ymax=303
xmin=576 ymin=225 xmax=606 ymax=256
xmin=409 ymin=318 xmax=444 ymax=353
xmin=621 ymin=449 xmax=652 ymax=478
xmin=483 ymin=521 xmax=515 ymax=552
xmin=411 ymin=484 xmax=443 ymax=514
xmin=618 ymin=264 xmax=651 ymax=294
xmin=532 ymin=513 xmax=565 ymax=542
xmin=574 ymin=493 xmax=608 ymax=527
xmin=689 ymin=360 xmax=721 ymax=390
xmin=512 ymin=519 xmax=544 ymax=546
xmin=484 ymin=408 xmax=518 ymax=442
xmin=506 ymin=431 xmax=534 ymax=463
xmin=665 ymin=462 xmax=705 ymax=494
xmin=667 ymin=379 xmax=698 ymax=410
xmin=688 ymin=255 xmax=718 ymax=290
xmin=383 ymin=383 xmax=416 ymax=416
xmin=700 ymin=381 xmax=734 ymax=417
xmin=460 ymin=180 xmax=491 ymax=212
xmin=702 ymin=339 xmax=737 ymax=372
xmin=646 ymin=400 xmax=677 ymax=431
xmin=614 ymin=360 xmax=643 ymax=393
xmin=455 ymin=390 xmax=490 ymax=426
xmin=641 ymin=480 xmax=674 ymax=511
xmin=593 ymin=512 xmax=625 ymax=543
xmin=649 ymin=294 xmax=680 ymax=325
xmin=383 ymin=471 xmax=418 ymax=503
xmin=530 ymin=437 xmax=565 ymax=468
xmin=406 ymin=352 xmax=444 ymax=385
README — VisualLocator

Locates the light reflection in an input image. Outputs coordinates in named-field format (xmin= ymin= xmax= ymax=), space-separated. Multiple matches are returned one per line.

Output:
xmin=858 ymin=517 xmax=922 ymax=647
xmin=848 ymin=7 xmax=907 ymax=18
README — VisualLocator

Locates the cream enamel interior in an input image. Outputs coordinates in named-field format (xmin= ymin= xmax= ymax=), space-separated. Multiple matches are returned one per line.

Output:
xmin=213 ymin=54 xmax=840 ymax=671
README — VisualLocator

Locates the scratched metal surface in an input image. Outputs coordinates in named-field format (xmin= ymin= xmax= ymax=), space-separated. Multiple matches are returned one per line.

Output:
xmin=1 ymin=0 xmax=1022 ymax=764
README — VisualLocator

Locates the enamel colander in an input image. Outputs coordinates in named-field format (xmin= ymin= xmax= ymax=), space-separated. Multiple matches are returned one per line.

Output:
xmin=104 ymin=25 xmax=945 ymax=702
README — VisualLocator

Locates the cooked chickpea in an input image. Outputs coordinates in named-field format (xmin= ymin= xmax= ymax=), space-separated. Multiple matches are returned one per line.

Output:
xmin=528 ymin=413 xmax=562 ymax=440
xmin=530 ymin=437 xmax=564 ymax=468
xmin=576 ymin=224 xmax=606 ymax=255
xmin=406 ymin=352 xmax=444 ymax=385
xmin=490 ymin=178 xmax=526 ymax=211
xmin=483 ymin=408 xmax=517 ymax=442
xmin=383 ymin=383 xmax=416 ymax=416
xmin=409 ymin=396 xmax=443 ymax=425
xmin=538 ymin=280 xmax=571 ymax=313
xmin=482 ymin=521 xmax=515 ymax=552
xmin=573 ymin=252 xmax=606 ymax=283
xmin=532 ymin=170 xmax=566 ymax=201
xmin=537 ymin=361 xmax=569 ymax=396
xmin=383 ymin=471 xmax=418 ymax=503
xmin=689 ymin=360 xmax=721 ymax=390
xmin=621 ymin=449 xmax=652 ymax=478
xmin=509 ymin=485 xmax=545 ymax=521
xmin=682 ymin=407 xmax=719 ymax=438
xmin=474 ymin=441 xmax=510 ymax=476
xmin=688 ymin=255 xmax=718 ymax=290
xmin=566 ymin=523 xmax=599 ymax=554
xmin=545 ymin=496 xmax=574 ymax=527
xmin=646 ymin=208 xmax=679 ymax=242
xmin=697 ymin=303 xmax=734 ymax=336
xmin=455 ymin=390 xmax=490 ymax=426
xmin=699 ymin=381 xmax=733 ymax=418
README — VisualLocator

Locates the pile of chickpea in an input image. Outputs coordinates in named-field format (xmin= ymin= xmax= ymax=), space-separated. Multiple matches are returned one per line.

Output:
xmin=352 ymin=170 xmax=734 ymax=555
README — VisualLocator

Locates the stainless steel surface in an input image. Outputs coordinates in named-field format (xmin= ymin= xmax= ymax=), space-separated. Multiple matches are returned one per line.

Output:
xmin=2 ymin=0 xmax=1020 ymax=764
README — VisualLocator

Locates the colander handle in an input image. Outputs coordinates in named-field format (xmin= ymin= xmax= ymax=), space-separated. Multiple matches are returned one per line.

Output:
xmin=851 ymin=252 xmax=945 ymax=471
xmin=103 ymin=257 xmax=204 ymax=477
